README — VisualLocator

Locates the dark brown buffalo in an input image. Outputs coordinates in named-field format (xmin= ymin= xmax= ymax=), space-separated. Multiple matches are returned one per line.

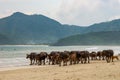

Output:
xmin=102 ymin=50 xmax=114 ymax=63
xmin=36 ymin=52 xmax=48 ymax=65
xmin=90 ymin=52 xmax=97 ymax=60
xmin=101 ymin=51 xmax=106 ymax=60
xmin=76 ymin=51 xmax=81 ymax=64
xmin=58 ymin=51 xmax=70 ymax=66
xmin=96 ymin=51 xmax=102 ymax=60
xmin=80 ymin=51 xmax=90 ymax=64
xmin=26 ymin=52 xmax=36 ymax=65
xmin=48 ymin=51 xmax=60 ymax=65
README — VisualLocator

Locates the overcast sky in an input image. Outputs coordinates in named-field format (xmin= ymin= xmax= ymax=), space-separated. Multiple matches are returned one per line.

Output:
xmin=0 ymin=0 xmax=120 ymax=26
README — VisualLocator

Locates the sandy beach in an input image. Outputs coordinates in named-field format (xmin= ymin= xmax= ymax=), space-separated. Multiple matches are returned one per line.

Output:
xmin=0 ymin=59 xmax=120 ymax=80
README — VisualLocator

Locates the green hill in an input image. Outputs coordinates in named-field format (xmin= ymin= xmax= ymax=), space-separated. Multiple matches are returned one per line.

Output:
xmin=0 ymin=12 xmax=84 ymax=44
xmin=1 ymin=12 xmax=120 ymax=45
xmin=0 ymin=34 xmax=12 ymax=44
xmin=53 ymin=31 xmax=120 ymax=46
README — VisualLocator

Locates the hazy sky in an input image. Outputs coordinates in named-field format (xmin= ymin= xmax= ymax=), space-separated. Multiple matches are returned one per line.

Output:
xmin=0 ymin=0 xmax=120 ymax=26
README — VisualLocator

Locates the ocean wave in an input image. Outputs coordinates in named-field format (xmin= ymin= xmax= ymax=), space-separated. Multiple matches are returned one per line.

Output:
xmin=0 ymin=57 xmax=29 ymax=68
xmin=85 ymin=47 xmax=98 ymax=50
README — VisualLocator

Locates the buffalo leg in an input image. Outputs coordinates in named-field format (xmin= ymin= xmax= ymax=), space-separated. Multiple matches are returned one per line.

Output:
xmin=88 ymin=57 xmax=90 ymax=63
xmin=43 ymin=60 xmax=45 ymax=65
xmin=30 ymin=59 xmax=32 ymax=65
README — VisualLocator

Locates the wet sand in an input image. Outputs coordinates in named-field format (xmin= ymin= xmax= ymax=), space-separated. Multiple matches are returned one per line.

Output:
xmin=0 ymin=59 xmax=120 ymax=80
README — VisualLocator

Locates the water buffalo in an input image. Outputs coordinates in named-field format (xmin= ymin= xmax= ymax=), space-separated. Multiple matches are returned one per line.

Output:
xmin=36 ymin=52 xmax=48 ymax=65
xmin=90 ymin=52 xmax=97 ymax=60
xmin=69 ymin=51 xmax=77 ymax=65
xmin=58 ymin=51 xmax=70 ymax=66
xmin=80 ymin=51 xmax=90 ymax=64
xmin=96 ymin=51 xmax=102 ymax=60
xmin=76 ymin=51 xmax=82 ymax=64
xmin=102 ymin=50 xmax=114 ymax=63
xmin=48 ymin=51 xmax=60 ymax=65
xmin=26 ymin=52 xmax=37 ymax=65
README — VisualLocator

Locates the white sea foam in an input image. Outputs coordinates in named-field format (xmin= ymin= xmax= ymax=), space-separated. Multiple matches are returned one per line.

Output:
xmin=85 ymin=47 xmax=98 ymax=50
xmin=0 ymin=57 xmax=28 ymax=68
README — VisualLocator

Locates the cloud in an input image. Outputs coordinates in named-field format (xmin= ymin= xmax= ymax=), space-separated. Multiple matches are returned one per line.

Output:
xmin=0 ymin=10 xmax=14 ymax=18
xmin=0 ymin=0 xmax=61 ymax=19
xmin=56 ymin=0 xmax=120 ymax=26
xmin=109 ymin=15 xmax=120 ymax=21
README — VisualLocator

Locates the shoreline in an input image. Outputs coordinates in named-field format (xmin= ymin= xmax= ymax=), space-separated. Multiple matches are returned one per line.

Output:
xmin=0 ymin=60 xmax=120 ymax=80
xmin=0 ymin=45 xmax=120 ymax=80
xmin=0 ymin=65 xmax=48 ymax=72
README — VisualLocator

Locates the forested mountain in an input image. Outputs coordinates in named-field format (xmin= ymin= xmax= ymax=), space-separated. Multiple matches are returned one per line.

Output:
xmin=0 ymin=12 xmax=120 ymax=45
xmin=0 ymin=12 xmax=83 ymax=44
xmin=53 ymin=31 xmax=120 ymax=46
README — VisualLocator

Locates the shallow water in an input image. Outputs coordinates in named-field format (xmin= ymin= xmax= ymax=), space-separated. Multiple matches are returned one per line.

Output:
xmin=0 ymin=45 xmax=120 ymax=68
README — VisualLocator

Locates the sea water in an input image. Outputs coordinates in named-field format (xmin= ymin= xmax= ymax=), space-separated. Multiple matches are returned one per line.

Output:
xmin=0 ymin=45 xmax=120 ymax=68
